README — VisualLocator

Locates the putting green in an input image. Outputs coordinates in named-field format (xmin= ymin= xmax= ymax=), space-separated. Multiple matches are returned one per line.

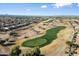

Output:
xmin=22 ymin=26 xmax=65 ymax=48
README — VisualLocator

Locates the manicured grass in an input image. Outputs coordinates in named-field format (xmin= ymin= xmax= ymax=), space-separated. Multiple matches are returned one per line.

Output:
xmin=23 ymin=39 xmax=47 ymax=47
xmin=22 ymin=26 xmax=65 ymax=48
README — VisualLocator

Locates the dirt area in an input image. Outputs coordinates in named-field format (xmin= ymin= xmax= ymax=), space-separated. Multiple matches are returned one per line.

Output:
xmin=14 ymin=19 xmax=75 ymax=56
xmin=41 ymin=27 xmax=74 ymax=56
xmin=0 ymin=19 xmax=76 ymax=56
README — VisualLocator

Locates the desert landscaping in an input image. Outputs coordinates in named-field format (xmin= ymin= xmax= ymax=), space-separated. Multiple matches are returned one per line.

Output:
xmin=0 ymin=16 xmax=79 ymax=56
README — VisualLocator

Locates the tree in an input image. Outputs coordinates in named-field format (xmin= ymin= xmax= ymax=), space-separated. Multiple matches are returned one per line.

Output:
xmin=24 ymin=46 xmax=44 ymax=56
xmin=10 ymin=46 xmax=21 ymax=56
xmin=6 ymin=38 xmax=9 ymax=41
xmin=66 ymin=41 xmax=74 ymax=47
xmin=32 ymin=46 xmax=41 ymax=56
xmin=10 ymin=31 xmax=18 ymax=37
xmin=66 ymin=41 xmax=78 ymax=56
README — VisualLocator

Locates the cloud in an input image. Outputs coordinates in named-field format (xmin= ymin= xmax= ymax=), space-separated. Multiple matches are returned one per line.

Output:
xmin=77 ymin=3 xmax=79 ymax=7
xmin=26 ymin=9 xmax=31 ymax=11
xmin=41 ymin=5 xmax=48 ymax=8
xmin=53 ymin=3 xmax=72 ymax=8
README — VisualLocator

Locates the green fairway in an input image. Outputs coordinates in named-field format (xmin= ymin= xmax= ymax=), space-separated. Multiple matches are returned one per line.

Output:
xmin=23 ymin=39 xmax=47 ymax=47
xmin=22 ymin=26 xmax=65 ymax=48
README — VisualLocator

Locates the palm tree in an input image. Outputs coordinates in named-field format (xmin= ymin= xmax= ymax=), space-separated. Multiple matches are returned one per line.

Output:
xmin=66 ymin=41 xmax=74 ymax=47
xmin=10 ymin=46 xmax=21 ymax=56
xmin=24 ymin=46 xmax=44 ymax=56
xmin=32 ymin=46 xmax=41 ymax=56
xmin=66 ymin=41 xmax=78 ymax=56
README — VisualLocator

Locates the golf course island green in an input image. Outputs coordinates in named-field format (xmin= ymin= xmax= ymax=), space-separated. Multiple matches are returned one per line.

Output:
xmin=22 ymin=26 xmax=66 ymax=48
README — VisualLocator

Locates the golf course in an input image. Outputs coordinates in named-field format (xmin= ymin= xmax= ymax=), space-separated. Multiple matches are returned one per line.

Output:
xmin=22 ymin=26 xmax=66 ymax=48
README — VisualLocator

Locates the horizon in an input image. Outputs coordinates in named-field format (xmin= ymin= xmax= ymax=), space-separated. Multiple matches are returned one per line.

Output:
xmin=0 ymin=14 xmax=79 ymax=16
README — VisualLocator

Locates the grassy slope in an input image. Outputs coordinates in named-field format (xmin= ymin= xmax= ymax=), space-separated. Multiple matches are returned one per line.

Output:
xmin=22 ymin=26 xmax=66 ymax=48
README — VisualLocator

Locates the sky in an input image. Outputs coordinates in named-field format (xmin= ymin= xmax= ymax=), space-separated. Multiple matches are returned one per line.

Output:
xmin=0 ymin=3 xmax=79 ymax=16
